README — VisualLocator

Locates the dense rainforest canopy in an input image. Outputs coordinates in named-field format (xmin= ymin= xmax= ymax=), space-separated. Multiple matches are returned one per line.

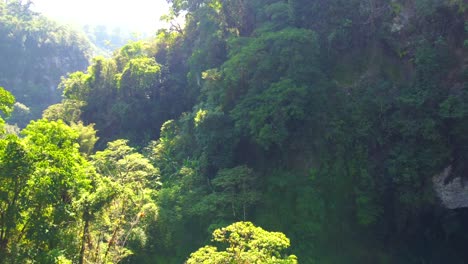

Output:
xmin=0 ymin=0 xmax=468 ymax=263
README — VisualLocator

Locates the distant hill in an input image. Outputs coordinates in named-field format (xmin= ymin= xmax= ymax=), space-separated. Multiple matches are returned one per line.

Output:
xmin=0 ymin=0 xmax=92 ymax=127
xmin=82 ymin=24 xmax=152 ymax=57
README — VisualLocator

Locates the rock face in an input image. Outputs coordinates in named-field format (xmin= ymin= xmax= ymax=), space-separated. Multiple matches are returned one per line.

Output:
xmin=433 ymin=166 xmax=468 ymax=209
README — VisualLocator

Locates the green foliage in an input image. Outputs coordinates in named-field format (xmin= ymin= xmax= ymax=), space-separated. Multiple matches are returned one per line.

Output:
xmin=223 ymin=27 xmax=320 ymax=98
xmin=187 ymin=221 xmax=297 ymax=264
xmin=231 ymin=79 xmax=309 ymax=148
xmin=139 ymin=1 xmax=468 ymax=262
xmin=464 ymin=21 xmax=468 ymax=47
xmin=118 ymin=57 xmax=161 ymax=97
xmin=42 ymin=100 xmax=86 ymax=124
xmin=0 ymin=87 xmax=15 ymax=118
xmin=1 ymin=119 xmax=93 ymax=262
xmin=0 ymin=87 xmax=15 ymax=132
xmin=115 ymin=41 xmax=148 ymax=70
xmin=70 ymin=122 xmax=99 ymax=155
xmin=2 ymin=0 xmax=467 ymax=263
xmin=59 ymin=36 xmax=190 ymax=146
xmin=84 ymin=139 xmax=159 ymax=263
xmin=0 ymin=135 xmax=32 ymax=262
xmin=197 ymin=166 xmax=259 ymax=220
xmin=194 ymin=109 xmax=237 ymax=172
xmin=60 ymin=72 xmax=91 ymax=102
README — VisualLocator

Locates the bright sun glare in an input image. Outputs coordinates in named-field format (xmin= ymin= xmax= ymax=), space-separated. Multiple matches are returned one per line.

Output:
xmin=31 ymin=0 xmax=170 ymax=33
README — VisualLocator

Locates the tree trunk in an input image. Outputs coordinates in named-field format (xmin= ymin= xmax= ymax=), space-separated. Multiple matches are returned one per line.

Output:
xmin=79 ymin=212 xmax=90 ymax=264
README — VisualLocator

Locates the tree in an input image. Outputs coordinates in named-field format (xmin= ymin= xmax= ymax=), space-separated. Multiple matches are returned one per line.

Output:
xmin=197 ymin=166 xmax=259 ymax=221
xmin=231 ymin=79 xmax=310 ymax=149
xmin=42 ymin=99 xmax=86 ymax=124
xmin=82 ymin=140 xmax=159 ymax=264
xmin=0 ymin=87 xmax=15 ymax=132
xmin=118 ymin=57 xmax=161 ymax=98
xmin=70 ymin=122 xmax=99 ymax=156
xmin=0 ymin=135 xmax=32 ymax=262
xmin=186 ymin=221 xmax=297 ymax=264
xmin=60 ymin=72 xmax=91 ymax=102
xmin=0 ymin=120 xmax=92 ymax=262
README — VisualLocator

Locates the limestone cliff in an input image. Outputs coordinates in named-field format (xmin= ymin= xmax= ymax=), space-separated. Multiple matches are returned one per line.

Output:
xmin=433 ymin=166 xmax=468 ymax=209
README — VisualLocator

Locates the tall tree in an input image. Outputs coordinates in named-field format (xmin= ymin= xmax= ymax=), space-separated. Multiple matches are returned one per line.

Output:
xmin=187 ymin=221 xmax=298 ymax=264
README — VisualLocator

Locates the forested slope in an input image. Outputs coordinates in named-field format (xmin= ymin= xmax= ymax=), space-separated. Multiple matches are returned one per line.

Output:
xmin=0 ymin=1 xmax=92 ymax=127
xmin=1 ymin=0 xmax=468 ymax=263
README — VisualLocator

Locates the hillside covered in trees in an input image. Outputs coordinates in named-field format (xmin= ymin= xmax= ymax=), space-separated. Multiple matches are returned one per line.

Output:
xmin=1 ymin=0 xmax=468 ymax=263
xmin=0 ymin=0 xmax=92 ymax=128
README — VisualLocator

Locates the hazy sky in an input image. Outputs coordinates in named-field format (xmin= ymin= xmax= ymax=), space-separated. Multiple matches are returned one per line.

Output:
xmin=31 ymin=0 xmax=170 ymax=33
